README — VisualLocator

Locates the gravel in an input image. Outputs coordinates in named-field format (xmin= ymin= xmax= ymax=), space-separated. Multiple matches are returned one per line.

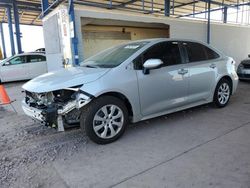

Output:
xmin=0 ymin=109 xmax=88 ymax=188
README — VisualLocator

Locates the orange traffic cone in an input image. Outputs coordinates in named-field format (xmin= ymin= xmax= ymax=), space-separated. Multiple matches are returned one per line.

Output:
xmin=0 ymin=84 xmax=11 ymax=105
xmin=0 ymin=84 xmax=16 ymax=113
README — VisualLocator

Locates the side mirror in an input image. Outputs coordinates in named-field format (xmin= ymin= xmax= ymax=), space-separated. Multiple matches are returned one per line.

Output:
xmin=143 ymin=59 xmax=163 ymax=74
xmin=3 ymin=61 xmax=10 ymax=66
xmin=248 ymin=54 xmax=250 ymax=58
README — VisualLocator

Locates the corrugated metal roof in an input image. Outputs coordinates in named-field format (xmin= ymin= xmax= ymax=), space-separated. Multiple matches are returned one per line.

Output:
xmin=0 ymin=0 xmax=54 ymax=26
xmin=0 ymin=0 xmax=248 ymax=26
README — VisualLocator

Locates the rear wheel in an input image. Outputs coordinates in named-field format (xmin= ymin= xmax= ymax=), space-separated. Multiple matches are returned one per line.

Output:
xmin=80 ymin=96 xmax=128 ymax=144
xmin=213 ymin=78 xmax=231 ymax=108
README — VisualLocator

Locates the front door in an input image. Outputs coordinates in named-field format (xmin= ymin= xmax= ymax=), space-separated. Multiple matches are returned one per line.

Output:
xmin=135 ymin=41 xmax=189 ymax=117
xmin=0 ymin=55 xmax=29 ymax=82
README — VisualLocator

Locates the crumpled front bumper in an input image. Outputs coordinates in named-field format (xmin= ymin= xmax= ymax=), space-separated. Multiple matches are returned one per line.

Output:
xmin=22 ymin=99 xmax=44 ymax=122
xmin=22 ymin=99 xmax=66 ymax=131
xmin=21 ymin=91 xmax=93 ymax=130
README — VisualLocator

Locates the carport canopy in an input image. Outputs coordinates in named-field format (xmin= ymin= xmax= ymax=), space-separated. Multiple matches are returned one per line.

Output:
xmin=0 ymin=0 xmax=249 ymax=26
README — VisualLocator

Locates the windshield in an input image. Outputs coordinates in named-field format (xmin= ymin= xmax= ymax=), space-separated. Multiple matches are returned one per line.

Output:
xmin=80 ymin=41 xmax=149 ymax=68
xmin=0 ymin=56 xmax=11 ymax=64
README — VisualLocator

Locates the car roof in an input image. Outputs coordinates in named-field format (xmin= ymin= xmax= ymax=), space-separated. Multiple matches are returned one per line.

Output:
xmin=7 ymin=52 xmax=46 ymax=59
xmin=126 ymin=38 xmax=223 ymax=57
xmin=129 ymin=38 xmax=208 ymax=44
xmin=17 ymin=52 xmax=46 ymax=56
xmin=125 ymin=38 xmax=216 ymax=49
xmin=0 ymin=52 xmax=46 ymax=63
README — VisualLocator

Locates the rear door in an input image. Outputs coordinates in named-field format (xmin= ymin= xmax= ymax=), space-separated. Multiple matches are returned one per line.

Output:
xmin=26 ymin=54 xmax=47 ymax=78
xmin=0 ymin=55 xmax=29 ymax=82
xmin=182 ymin=42 xmax=219 ymax=103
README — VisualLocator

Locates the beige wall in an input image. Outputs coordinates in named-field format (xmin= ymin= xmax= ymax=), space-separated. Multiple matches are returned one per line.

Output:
xmin=210 ymin=24 xmax=250 ymax=64
xmin=82 ymin=25 xmax=169 ymax=58
xmin=74 ymin=6 xmax=250 ymax=64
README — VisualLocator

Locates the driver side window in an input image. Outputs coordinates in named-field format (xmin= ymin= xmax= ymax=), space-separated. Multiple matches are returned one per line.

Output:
xmin=8 ymin=56 xmax=26 ymax=65
xmin=134 ymin=41 xmax=182 ymax=70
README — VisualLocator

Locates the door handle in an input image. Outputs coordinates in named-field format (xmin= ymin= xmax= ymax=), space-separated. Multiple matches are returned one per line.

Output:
xmin=178 ymin=69 xmax=188 ymax=75
xmin=209 ymin=64 xmax=216 ymax=69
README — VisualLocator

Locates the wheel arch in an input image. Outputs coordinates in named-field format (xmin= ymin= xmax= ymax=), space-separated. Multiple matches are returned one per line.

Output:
xmin=218 ymin=75 xmax=233 ymax=94
xmin=96 ymin=91 xmax=134 ymax=120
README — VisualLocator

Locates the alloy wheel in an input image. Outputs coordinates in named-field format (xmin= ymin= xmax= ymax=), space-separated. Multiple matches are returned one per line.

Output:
xmin=218 ymin=83 xmax=230 ymax=105
xmin=93 ymin=105 xmax=124 ymax=139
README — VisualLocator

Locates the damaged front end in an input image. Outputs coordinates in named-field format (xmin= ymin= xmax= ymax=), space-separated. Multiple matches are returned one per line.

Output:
xmin=22 ymin=87 xmax=93 ymax=131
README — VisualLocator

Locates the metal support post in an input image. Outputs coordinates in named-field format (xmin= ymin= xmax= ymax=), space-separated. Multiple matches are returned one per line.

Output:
xmin=172 ymin=0 xmax=174 ymax=15
xmin=223 ymin=6 xmax=228 ymax=23
xmin=68 ymin=0 xmax=79 ymax=66
xmin=207 ymin=0 xmax=211 ymax=44
xmin=41 ymin=0 xmax=49 ymax=15
xmin=7 ymin=7 xmax=15 ymax=56
xmin=164 ymin=0 xmax=170 ymax=16
xmin=12 ymin=0 xmax=22 ymax=53
xmin=0 ymin=23 xmax=7 ymax=59
xmin=109 ymin=0 xmax=112 ymax=8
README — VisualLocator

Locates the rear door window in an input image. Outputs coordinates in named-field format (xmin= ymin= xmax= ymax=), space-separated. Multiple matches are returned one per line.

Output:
xmin=184 ymin=42 xmax=219 ymax=63
xmin=184 ymin=42 xmax=207 ymax=62
xmin=204 ymin=46 xmax=220 ymax=60
xmin=27 ymin=55 xmax=46 ymax=63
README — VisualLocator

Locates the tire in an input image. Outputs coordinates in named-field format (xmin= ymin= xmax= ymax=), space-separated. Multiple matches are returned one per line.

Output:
xmin=213 ymin=78 xmax=232 ymax=108
xmin=80 ymin=96 xmax=129 ymax=144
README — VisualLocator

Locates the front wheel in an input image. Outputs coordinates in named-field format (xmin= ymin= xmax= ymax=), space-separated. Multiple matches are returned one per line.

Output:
xmin=213 ymin=78 xmax=231 ymax=108
xmin=80 ymin=96 xmax=129 ymax=144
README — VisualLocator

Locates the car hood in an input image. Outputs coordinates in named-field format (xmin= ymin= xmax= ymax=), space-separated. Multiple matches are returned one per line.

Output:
xmin=23 ymin=67 xmax=110 ymax=93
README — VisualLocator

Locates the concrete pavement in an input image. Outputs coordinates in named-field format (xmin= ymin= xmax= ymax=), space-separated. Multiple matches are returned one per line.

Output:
xmin=0 ymin=81 xmax=250 ymax=188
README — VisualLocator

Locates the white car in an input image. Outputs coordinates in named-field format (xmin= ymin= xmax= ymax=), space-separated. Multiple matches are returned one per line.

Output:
xmin=0 ymin=53 xmax=47 ymax=83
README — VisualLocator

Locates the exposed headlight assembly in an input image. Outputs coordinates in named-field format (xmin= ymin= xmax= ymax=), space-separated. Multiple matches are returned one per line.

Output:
xmin=23 ymin=86 xmax=94 ymax=132
xmin=57 ymin=90 xmax=93 ymax=115
xmin=56 ymin=89 xmax=93 ymax=132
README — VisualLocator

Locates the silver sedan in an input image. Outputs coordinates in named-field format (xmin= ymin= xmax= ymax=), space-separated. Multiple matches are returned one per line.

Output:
xmin=22 ymin=39 xmax=239 ymax=144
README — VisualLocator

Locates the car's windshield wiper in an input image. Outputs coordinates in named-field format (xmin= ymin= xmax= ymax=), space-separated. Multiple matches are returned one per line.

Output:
xmin=82 ymin=63 xmax=115 ymax=68
xmin=83 ymin=64 xmax=99 ymax=68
